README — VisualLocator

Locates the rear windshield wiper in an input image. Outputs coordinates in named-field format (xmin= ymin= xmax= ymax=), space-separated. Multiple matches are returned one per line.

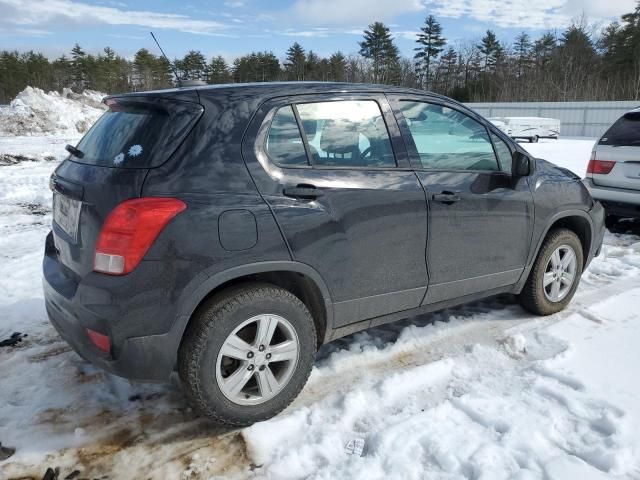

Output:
xmin=65 ymin=144 xmax=85 ymax=159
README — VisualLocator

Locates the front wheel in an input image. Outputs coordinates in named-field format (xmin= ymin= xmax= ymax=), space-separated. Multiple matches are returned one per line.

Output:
xmin=178 ymin=283 xmax=317 ymax=426
xmin=518 ymin=228 xmax=583 ymax=315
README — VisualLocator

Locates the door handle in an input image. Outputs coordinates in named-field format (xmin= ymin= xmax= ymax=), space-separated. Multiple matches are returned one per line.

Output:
xmin=432 ymin=192 xmax=460 ymax=205
xmin=283 ymin=185 xmax=322 ymax=200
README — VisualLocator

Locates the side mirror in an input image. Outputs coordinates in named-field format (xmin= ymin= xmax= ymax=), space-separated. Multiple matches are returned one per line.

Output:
xmin=512 ymin=151 xmax=531 ymax=176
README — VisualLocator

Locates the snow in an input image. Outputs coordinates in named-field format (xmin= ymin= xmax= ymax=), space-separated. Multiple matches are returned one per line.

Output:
xmin=521 ymin=137 xmax=596 ymax=177
xmin=1 ymin=109 xmax=640 ymax=479
xmin=0 ymin=87 xmax=106 ymax=137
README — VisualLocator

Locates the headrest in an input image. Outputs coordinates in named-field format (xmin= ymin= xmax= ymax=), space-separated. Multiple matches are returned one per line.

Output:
xmin=320 ymin=120 xmax=360 ymax=154
xmin=301 ymin=119 xmax=317 ymax=136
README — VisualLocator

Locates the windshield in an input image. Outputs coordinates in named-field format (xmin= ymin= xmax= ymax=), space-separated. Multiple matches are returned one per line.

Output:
xmin=72 ymin=97 xmax=202 ymax=168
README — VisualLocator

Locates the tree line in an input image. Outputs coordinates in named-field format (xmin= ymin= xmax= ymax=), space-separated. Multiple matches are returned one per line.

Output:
xmin=1 ymin=1 xmax=639 ymax=104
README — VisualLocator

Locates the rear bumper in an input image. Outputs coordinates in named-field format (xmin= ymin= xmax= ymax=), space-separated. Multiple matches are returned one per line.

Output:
xmin=42 ymin=233 xmax=180 ymax=382
xmin=583 ymin=178 xmax=640 ymax=218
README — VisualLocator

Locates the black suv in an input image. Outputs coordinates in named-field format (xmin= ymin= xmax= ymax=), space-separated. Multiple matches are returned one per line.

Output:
xmin=44 ymin=83 xmax=605 ymax=426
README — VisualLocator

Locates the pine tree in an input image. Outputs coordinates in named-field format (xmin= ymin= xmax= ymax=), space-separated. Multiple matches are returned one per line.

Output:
xmin=478 ymin=30 xmax=501 ymax=71
xmin=533 ymin=33 xmax=556 ymax=68
xmin=179 ymin=50 xmax=207 ymax=80
xmin=414 ymin=15 xmax=446 ymax=88
xmin=208 ymin=55 xmax=231 ymax=84
xmin=284 ymin=42 xmax=306 ymax=80
xmin=359 ymin=22 xmax=399 ymax=84
xmin=514 ymin=32 xmax=532 ymax=76
xmin=328 ymin=51 xmax=347 ymax=81
xmin=305 ymin=50 xmax=320 ymax=80
xmin=70 ymin=43 xmax=87 ymax=90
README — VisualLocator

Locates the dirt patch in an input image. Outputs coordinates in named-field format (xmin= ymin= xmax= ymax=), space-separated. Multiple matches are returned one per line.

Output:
xmin=0 ymin=154 xmax=37 ymax=166
xmin=19 ymin=203 xmax=50 ymax=216
xmin=28 ymin=345 xmax=72 ymax=363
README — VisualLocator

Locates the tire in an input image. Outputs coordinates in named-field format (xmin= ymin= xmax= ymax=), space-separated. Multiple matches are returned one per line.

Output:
xmin=178 ymin=283 xmax=317 ymax=427
xmin=518 ymin=228 xmax=583 ymax=316
xmin=533 ymin=135 xmax=539 ymax=143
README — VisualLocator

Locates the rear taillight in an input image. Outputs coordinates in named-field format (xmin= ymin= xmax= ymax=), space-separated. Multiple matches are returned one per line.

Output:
xmin=587 ymin=159 xmax=616 ymax=175
xmin=94 ymin=197 xmax=186 ymax=275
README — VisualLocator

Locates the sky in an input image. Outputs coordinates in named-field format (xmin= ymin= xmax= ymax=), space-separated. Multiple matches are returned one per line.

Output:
xmin=0 ymin=0 xmax=637 ymax=61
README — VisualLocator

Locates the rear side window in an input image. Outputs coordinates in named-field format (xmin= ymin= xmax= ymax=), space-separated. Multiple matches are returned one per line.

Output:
xmin=265 ymin=106 xmax=309 ymax=166
xmin=400 ymin=101 xmax=499 ymax=171
xmin=73 ymin=97 xmax=202 ymax=168
xmin=296 ymin=100 xmax=396 ymax=168
xmin=599 ymin=112 xmax=640 ymax=147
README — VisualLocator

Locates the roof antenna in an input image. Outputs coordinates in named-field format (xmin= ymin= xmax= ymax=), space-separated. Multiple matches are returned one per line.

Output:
xmin=150 ymin=31 xmax=182 ymax=87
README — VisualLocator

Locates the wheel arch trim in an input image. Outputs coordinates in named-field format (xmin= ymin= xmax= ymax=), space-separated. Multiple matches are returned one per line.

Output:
xmin=172 ymin=261 xmax=335 ymax=347
xmin=516 ymin=209 xmax=595 ymax=291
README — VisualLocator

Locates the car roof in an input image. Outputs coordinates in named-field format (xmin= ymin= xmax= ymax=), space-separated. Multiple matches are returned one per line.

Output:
xmin=108 ymin=81 xmax=450 ymax=102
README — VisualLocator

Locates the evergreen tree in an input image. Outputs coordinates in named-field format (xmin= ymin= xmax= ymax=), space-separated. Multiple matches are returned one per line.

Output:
xmin=328 ymin=51 xmax=347 ymax=81
xmin=284 ymin=42 xmax=306 ymax=80
xmin=478 ymin=30 xmax=501 ymax=71
xmin=359 ymin=22 xmax=399 ymax=84
xmin=305 ymin=50 xmax=320 ymax=80
xmin=208 ymin=55 xmax=231 ymax=84
xmin=514 ymin=32 xmax=532 ymax=76
xmin=414 ymin=15 xmax=446 ymax=88
xmin=179 ymin=50 xmax=207 ymax=80
xmin=70 ymin=43 xmax=87 ymax=90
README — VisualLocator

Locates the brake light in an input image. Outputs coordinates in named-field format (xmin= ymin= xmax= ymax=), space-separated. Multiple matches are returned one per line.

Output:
xmin=94 ymin=197 xmax=186 ymax=275
xmin=587 ymin=159 xmax=616 ymax=175
xmin=86 ymin=328 xmax=111 ymax=353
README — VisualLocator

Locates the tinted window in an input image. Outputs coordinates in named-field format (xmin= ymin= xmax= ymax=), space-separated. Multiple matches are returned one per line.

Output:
xmin=266 ymin=106 xmax=309 ymax=166
xmin=296 ymin=100 xmax=396 ymax=168
xmin=491 ymin=133 xmax=513 ymax=172
xmin=599 ymin=112 xmax=640 ymax=147
xmin=400 ymin=101 xmax=499 ymax=171
xmin=74 ymin=98 xmax=202 ymax=168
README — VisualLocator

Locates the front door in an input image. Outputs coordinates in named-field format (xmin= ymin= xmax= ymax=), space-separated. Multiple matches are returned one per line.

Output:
xmin=389 ymin=96 xmax=535 ymax=304
xmin=243 ymin=94 xmax=429 ymax=326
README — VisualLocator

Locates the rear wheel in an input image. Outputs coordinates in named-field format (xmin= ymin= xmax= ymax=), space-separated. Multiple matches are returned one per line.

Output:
xmin=532 ymin=135 xmax=539 ymax=143
xmin=178 ymin=283 xmax=317 ymax=426
xmin=518 ymin=228 xmax=583 ymax=315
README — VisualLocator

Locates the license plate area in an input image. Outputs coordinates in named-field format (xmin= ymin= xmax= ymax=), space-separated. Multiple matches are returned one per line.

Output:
xmin=53 ymin=193 xmax=82 ymax=242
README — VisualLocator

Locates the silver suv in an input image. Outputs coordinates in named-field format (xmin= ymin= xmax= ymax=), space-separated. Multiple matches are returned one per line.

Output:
xmin=584 ymin=107 xmax=640 ymax=224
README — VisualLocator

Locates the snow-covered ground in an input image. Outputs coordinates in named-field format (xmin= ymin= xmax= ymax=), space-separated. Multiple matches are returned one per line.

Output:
xmin=1 ymin=126 xmax=640 ymax=479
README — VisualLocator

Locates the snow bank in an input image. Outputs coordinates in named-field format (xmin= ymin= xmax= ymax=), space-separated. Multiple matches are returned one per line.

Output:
xmin=0 ymin=87 xmax=106 ymax=137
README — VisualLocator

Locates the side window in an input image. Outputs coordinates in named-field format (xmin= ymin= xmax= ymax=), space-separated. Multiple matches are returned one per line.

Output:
xmin=265 ymin=106 xmax=308 ymax=167
xmin=399 ymin=101 xmax=499 ymax=171
xmin=296 ymin=100 xmax=396 ymax=168
xmin=491 ymin=132 xmax=513 ymax=172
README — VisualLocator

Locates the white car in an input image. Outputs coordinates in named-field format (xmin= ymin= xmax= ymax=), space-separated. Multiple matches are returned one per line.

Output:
xmin=583 ymin=107 xmax=640 ymax=224
xmin=488 ymin=117 xmax=560 ymax=143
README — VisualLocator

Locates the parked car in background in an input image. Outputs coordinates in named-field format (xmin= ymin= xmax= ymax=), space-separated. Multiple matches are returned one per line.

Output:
xmin=488 ymin=117 xmax=560 ymax=143
xmin=44 ymin=83 xmax=604 ymax=426
xmin=583 ymin=107 xmax=640 ymax=225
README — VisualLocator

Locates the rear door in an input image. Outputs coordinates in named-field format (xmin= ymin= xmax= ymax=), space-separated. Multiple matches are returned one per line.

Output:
xmin=388 ymin=95 xmax=534 ymax=304
xmin=592 ymin=111 xmax=640 ymax=191
xmin=50 ymin=95 xmax=203 ymax=278
xmin=242 ymin=93 xmax=429 ymax=327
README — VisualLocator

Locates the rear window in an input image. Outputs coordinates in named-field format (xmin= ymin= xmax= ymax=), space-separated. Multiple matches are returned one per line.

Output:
xmin=72 ymin=97 xmax=203 ymax=168
xmin=599 ymin=112 xmax=640 ymax=147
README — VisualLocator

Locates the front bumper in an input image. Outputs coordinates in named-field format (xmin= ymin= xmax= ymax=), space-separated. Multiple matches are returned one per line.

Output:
xmin=42 ymin=233 xmax=181 ymax=382
xmin=583 ymin=178 xmax=640 ymax=218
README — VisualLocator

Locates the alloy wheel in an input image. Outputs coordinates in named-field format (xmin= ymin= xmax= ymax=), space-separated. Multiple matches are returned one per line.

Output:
xmin=216 ymin=314 xmax=299 ymax=406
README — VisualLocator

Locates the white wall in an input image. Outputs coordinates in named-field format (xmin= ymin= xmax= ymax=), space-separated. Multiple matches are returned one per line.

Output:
xmin=465 ymin=101 xmax=639 ymax=137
